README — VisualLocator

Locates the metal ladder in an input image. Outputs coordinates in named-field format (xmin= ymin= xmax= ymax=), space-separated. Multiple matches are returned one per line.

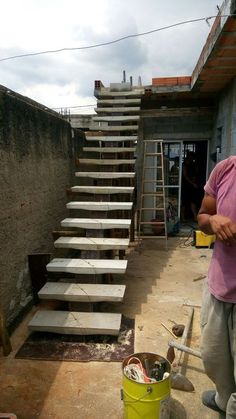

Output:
xmin=138 ymin=139 xmax=168 ymax=247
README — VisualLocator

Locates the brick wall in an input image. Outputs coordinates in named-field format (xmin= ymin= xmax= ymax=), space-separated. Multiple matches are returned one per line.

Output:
xmin=0 ymin=88 xmax=83 ymax=328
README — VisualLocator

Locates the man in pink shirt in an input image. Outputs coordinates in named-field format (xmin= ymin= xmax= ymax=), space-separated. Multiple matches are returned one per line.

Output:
xmin=198 ymin=156 xmax=236 ymax=417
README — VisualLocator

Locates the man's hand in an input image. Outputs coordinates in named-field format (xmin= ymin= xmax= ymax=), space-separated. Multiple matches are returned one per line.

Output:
xmin=209 ymin=214 xmax=236 ymax=245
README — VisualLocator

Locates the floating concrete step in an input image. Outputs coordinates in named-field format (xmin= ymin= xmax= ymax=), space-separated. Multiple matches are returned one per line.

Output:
xmin=93 ymin=115 xmax=140 ymax=122
xmin=66 ymin=201 xmax=133 ymax=211
xmin=75 ymin=172 xmax=135 ymax=179
xmin=85 ymin=135 xmax=138 ymax=142
xmin=83 ymin=147 xmax=136 ymax=153
xmin=46 ymin=258 xmax=127 ymax=275
xmin=97 ymin=99 xmax=141 ymax=105
xmin=61 ymin=218 xmax=131 ymax=229
xmin=54 ymin=237 xmax=130 ymax=250
xmin=29 ymin=310 xmax=122 ymax=335
xmin=96 ymin=89 xmax=143 ymax=98
xmin=91 ymin=125 xmax=138 ymax=132
xmin=70 ymin=186 xmax=134 ymax=194
xmin=38 ymin=282 xmax=126 ymax=302
xmin=77 ymin=159 xmax=135 ymax=166
xmin=95 ymin=107 xmax=140 ymax=113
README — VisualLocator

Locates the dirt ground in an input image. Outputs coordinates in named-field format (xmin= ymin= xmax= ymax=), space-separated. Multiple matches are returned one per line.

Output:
xmin=0 ymin=238 xmax=222 ymax=418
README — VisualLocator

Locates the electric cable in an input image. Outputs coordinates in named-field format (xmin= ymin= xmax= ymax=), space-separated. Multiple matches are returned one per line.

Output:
xmin=177 ymin=225 xmax=195 ymax=248
xmin=52 ymin=104 xmax=96 ymax=110
xmin=0 ymin=14 xmax=234 ymax=62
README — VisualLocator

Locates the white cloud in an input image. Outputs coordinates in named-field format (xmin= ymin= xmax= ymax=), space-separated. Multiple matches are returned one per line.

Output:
xmin=0 ymin=0 xmax=218 ymax=112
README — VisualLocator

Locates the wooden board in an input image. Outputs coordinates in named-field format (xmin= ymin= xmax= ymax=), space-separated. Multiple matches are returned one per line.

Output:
xmin=61 ymin=218 xmax=131 ymax=229
xmin=54 ymin=237 xmax=130 ymax=250
xmin=46 ymin=258 xmax=127 ymax=274
xmin=28 ymin=310 xmax=122 ymax=335
xmin=38 ymin=282 xmax=126 ymax=302
xmin=66 ymin=202 xmax=133 ymax=211
xmin=70 ymin=186 xmax=134 ymax=194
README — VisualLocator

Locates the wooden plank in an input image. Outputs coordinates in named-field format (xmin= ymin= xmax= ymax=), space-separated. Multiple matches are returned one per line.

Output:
xmin=54 ymin=237 xmax=130 ymax=250
xmin=82 ymin=147 xmax=136 ymax=153
xmin=66 ymin=202 xmax=133 ymax=211
xmin=85 ymin=135 xmax=138 ymax=142
xmin=46 ymin=258 xmax=127 ymax=274
xmin=70 ymin=186 xmax=134 ymax=194
xmin=28 ymin=310 xmax=122 ymax=335
xmin=77 ymin=159 xmax=135 ymax=165
xmin=61 ymin=218 xmax=131 ymax=229
xmin=0 ymin=306 xmax=12 ymax=356
xmin=75 ymin=172 xmax=135 ymax=179
xmin=38 ymin=282 xmax=126 ymax=302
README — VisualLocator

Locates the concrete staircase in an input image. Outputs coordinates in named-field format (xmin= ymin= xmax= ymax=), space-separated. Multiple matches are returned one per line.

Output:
xmin=29 ymin=79 xmax=143 ymax=336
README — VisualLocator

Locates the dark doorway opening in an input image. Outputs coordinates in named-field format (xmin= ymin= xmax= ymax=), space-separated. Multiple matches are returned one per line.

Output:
xmin=181 ymin=141 xmax=208 ymax=222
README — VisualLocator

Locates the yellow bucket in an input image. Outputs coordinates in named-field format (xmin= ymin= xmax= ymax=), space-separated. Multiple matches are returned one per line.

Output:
xmin=122 ymin=352 xmax=171 ymax=419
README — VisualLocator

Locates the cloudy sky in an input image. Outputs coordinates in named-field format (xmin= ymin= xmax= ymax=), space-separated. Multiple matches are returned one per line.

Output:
xmin=0 ymin=0 xmax=218 ymax=113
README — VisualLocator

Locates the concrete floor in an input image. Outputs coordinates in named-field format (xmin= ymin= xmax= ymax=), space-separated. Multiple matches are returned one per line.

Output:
xmin=0 ymin=238 xmax=221 ymax=419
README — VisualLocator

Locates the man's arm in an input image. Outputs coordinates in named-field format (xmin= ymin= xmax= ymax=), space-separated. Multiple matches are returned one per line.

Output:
xmin=198 ymin=193 xmax=236 ymax=244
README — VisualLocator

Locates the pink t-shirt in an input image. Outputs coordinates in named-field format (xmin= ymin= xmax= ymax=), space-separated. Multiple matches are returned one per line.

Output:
xmin=204 ymin=156 xmax=236 ymax=302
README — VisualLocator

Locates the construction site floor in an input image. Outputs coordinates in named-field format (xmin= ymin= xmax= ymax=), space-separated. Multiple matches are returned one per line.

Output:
xmin=0 ymin=237 xmax=222 ymax=418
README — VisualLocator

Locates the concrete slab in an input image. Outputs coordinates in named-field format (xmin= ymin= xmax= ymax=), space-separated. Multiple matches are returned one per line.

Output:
xmin=77 ymin=158 xmax=135 ymax=165
xmin=54 ymin=237 xmax=130 ymax=250
xmin=93 ymin=116 xmax=140 ymax=122
xmin=61 ymin=218 xmax=131 ymax=229
xmin=85 ymin=135 xmax=138 ymax=142
xmin=46 ymin=258 xmax=127 ymax=275
xmin=38 ymin=282 xmax=126 ymax=302
xmin=97 ymin=99 xmax=141 ymax=105
xmin=70 ymin=186 xmax=134 ymax=194
xmin=82 ymin=147 xmax=136 ymax=153
xmin=90 ymin=125 xmax=138 ymax=132
xmin=95 ymin=107 xmax=140 ymax=113
xmin=66 ymin=202 xmax=133 ymax=211
xmin=75 ymin=172 xmax=135 ymax=179
xmin=28 ymin=310 xmax=122 ymax=335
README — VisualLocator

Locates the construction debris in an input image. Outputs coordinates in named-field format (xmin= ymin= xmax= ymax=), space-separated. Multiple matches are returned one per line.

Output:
xmin=161 ymin=322 xmax=178 ymax=339
xmin=172 ymin=324 xmax=185 ymax=337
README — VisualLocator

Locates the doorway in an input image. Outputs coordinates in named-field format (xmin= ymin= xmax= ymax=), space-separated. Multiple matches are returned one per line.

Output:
xmin=163 ymin=140 xmax=208 ymax=224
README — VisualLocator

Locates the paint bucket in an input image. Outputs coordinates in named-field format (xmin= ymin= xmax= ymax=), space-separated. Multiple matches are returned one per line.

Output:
xmin=122 ymin=352 xmax=171 ymax=419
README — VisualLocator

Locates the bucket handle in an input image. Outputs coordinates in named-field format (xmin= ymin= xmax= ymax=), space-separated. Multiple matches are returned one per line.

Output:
xmin=121 ymin=387 xmax=153 ymax=404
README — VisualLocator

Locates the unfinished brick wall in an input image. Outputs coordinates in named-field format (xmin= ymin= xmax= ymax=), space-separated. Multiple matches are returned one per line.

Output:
xmin=0 ymin=89 xmax=83 ymax=328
